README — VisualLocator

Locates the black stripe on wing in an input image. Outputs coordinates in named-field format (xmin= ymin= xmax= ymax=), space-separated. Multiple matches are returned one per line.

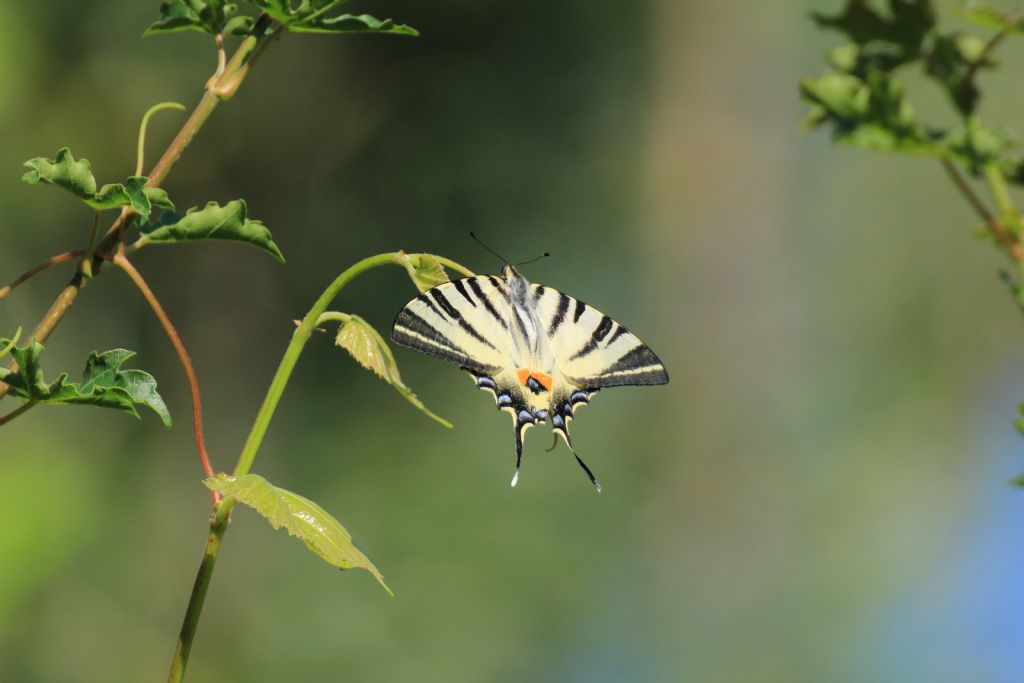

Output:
xmin=575 ymin=343 xmax=669 ymax=388
xmin=468 ymin=277 xmax=508 ymax=330
xmin=391 ymin=308 xmax=500 ymax=373
xmin=429 ymin=288 xmax=498 ymax=350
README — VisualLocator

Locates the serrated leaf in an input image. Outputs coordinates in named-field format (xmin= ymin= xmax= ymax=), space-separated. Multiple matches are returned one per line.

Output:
xmin=22 ymin=148 xmax=97 ymax=200
xmin=22 ymin=149 xmax=164 ymax=217
xmin=205 ymin=473 xmax=391 ymax=594
xmin=139 ymin=199 xmax=284 ymax=262
xmin=290 ymin=13 xmax=418 ymax=35
xmin=333 ymin=313 xmax=452 ymax=428
xmin=245 ymin=1 xmax=417 ymax=35
xmin=400 ymin=253 xmax=449 ymax=292
xmin=145 ymin=0 xmax=248 ymax=36
xmin=0 ymin=339 xmax=170 ymax=425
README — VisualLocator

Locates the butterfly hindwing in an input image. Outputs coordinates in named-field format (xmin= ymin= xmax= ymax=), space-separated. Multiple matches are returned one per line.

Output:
xmin=530 ymin=284 xmax=669 ymax=388
xmin=391 ymin=276 xmax=510 ymax=375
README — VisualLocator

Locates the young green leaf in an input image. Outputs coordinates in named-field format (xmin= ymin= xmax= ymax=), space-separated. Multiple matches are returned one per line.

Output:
xmin=22 ymin=148 xmax=97 ymax=200
xmin=244 ymin=1 xmax=417 ymax=35
xmin=812 ymin=0 xmax=935 ymax=54
xmin=962 ymin=3 xmax=1024 ymax=34
xmin=138 ymin=199 xmax=284 ymax=262
xmin=400 ymin=253 xmax=449 ymax=292
xmin=289 ymin=13 xmax=418 ymax=35
xmin=332 ymin=313 xmax=452 ymax=428
xmin=800 ymin=71 xmax=938 ymax=154
xmin=22 ymin=149 xmax=166 ymax=217
xmin=145 ymin=0 xmax=252 ymax=36
xmin=0 ymin=340 xmax=171 ymax=425
xmin=204 ymin=473 xmax=391 ymax=594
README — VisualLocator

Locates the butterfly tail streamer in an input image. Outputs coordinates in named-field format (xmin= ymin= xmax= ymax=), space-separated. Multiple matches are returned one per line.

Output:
xmin=555 ymin=424 xmax=602 ymax=493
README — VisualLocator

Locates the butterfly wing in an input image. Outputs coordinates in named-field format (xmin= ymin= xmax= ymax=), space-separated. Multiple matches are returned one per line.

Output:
xmin=531 ymin=284 xmax=669 ymax=388
xmin=391 ymin=276 xmax=511 ymax=375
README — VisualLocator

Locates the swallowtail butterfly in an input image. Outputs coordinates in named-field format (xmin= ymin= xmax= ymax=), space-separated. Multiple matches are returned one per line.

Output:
xmin=390 ymin=262 xmax=668 ymax=491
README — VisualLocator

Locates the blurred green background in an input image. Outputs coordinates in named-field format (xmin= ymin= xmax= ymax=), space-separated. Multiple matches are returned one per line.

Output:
xmin=3 ymin=1 xmax=1024 ymax=681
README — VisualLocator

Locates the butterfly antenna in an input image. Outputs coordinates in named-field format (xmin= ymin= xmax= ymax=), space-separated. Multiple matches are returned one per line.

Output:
xmin=514 ymin=251 xmax=551 ymax=267
xmin=566 ymin=442 xmax=602 ymax=493
xmin=469 ymin=232 xmax=509 ymax=267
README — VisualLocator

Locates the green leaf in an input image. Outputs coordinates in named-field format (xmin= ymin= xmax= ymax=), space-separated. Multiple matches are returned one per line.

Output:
xmin=944 ymin=121 xmax=1016 ymax=169
xmin=22 ymin=149 xmax=164 ymax=217
xmin=400 ymin=253 xmax=449 ymax=292
xmin=145 ymin=0 xmax=250 ymax=36
xmin=245 ymin=1 xmax=417 ymax=35
xmin=800 ymin=71 xmax=939 ymax=154
xmin=204 ymin=473 xmax=391 ymax=594
xmin=812 ymin=0 xmax=935 ymax=52
xmin=22 ymin=148 xmax=97 ymax=200
xmin=333 ymin=313 xmax=452 ymax=428
xmin=961 ymin=3 xmax=1024 ymax=34
xmin=924 ymin=32 xmax=992 ymax=115
xmin=144 ymin=186 xmax=175 ymax=211
xmin=290 ymin=13 xmax=418 ymax=35
xmin=139 ymin=199 xmax=284 ymax=262
xmin=0 ymin=340 xmax=170 ymax=425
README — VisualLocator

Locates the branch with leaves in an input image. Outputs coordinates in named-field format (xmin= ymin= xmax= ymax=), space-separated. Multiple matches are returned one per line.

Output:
xmin=800 ymin=0 xmax=1024 ymax=475
xmin=0 ymin=2 xmax=481 ymax=682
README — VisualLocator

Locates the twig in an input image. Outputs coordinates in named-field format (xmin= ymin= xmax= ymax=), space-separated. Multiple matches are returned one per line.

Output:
xmin=0 ymin=401 xmax=34 ymax=426
xmin=110 ymin=253 xmax=218 ymax=499
xmin=965 ymin=30 xmax=1007 ymax=89
xmin=0 ymin=14 xmax=277 ymax=400
xmin=940 ymin=158 xmax=1024 ymax=261
xmin=0 ymin=250 xmax=84 ymax=299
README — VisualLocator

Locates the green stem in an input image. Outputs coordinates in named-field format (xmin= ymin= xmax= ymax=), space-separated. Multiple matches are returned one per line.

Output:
xmin=233 ymin=252 xmax=404 ymax=477
xmin=434 ymin=256 xmax=476 ymax=278
xmin=984 ymin=163 xmax=1021 ymax=238
xmin=166 ymin=251 xmax=407 ymax=683
xmin=166 ymin=505 xmax=231 ymax=683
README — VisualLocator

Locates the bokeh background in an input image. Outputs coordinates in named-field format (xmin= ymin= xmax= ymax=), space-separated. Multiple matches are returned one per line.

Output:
xmin=3 ymin=1 xmax=1024 ymax=681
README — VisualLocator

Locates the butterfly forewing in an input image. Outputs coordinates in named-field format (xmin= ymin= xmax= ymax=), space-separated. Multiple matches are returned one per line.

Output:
xmin=391 ymin=277 xmax=510 ymax=375
xmin=531 ymin=285 xmax=669 ymax=388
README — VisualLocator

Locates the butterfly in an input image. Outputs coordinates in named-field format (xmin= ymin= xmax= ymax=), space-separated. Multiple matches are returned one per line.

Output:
xmin=390 ymin=261 xmax=668 ymax=491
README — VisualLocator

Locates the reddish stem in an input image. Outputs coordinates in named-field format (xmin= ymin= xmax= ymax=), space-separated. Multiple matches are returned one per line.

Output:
xmin=0 ymin=250 xmax=85 ymax=299
xmin=110 ymin=254 xmax=219 ymax=502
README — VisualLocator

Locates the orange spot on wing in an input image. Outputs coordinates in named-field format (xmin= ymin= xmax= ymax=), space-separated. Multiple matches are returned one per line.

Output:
xmin=517 ymin=368 xmax=553 ymax=392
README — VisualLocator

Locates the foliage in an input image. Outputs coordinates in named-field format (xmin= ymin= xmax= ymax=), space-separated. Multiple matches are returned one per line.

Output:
xmin=138 ymin=199 xmax=284 ymax=262
xmin=0 ymin=340 xmax=170 ymax=424
xmin=1 ymin=2 xmax=429 ymax=681
xmin=802 ymin=1 xmax=1024 ymax=481
xmin=330 ymin=312 xmax=452 ymax=427
xmin=801 ymin=0 xmax=1022 ymax=175
xmin=205 ymin=473 xmax=391 ymax=593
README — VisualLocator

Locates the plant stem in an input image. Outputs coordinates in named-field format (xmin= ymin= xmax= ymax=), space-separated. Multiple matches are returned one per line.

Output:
xmin=0 ymin=401 xmax=35 ymax=425
xmin=0 ymin=250 xmax=84 ymax=300
xmin=984 ymin=163 xmax=1022 ymax=238
xmin=112 ymin=254 xmax=217 ymax=492
xmin=233 ymin=252 xmax=405 ymax=477
xmin=435 ymin=256 xmax=476 ymax=278
xmin=940 ymin=158 xmax=1023 ymax=261
xmin=0 ymin=14 xmax=275 ymax=401
xmin=165 ymin=251 xmax=457 ymax=681
xmin=166 ymin=503 xmax=231 ymax=683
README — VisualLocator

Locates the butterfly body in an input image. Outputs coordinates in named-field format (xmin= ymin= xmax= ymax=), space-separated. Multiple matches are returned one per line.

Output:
xmin=391 ymin=265 xmax=668 ymax=490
